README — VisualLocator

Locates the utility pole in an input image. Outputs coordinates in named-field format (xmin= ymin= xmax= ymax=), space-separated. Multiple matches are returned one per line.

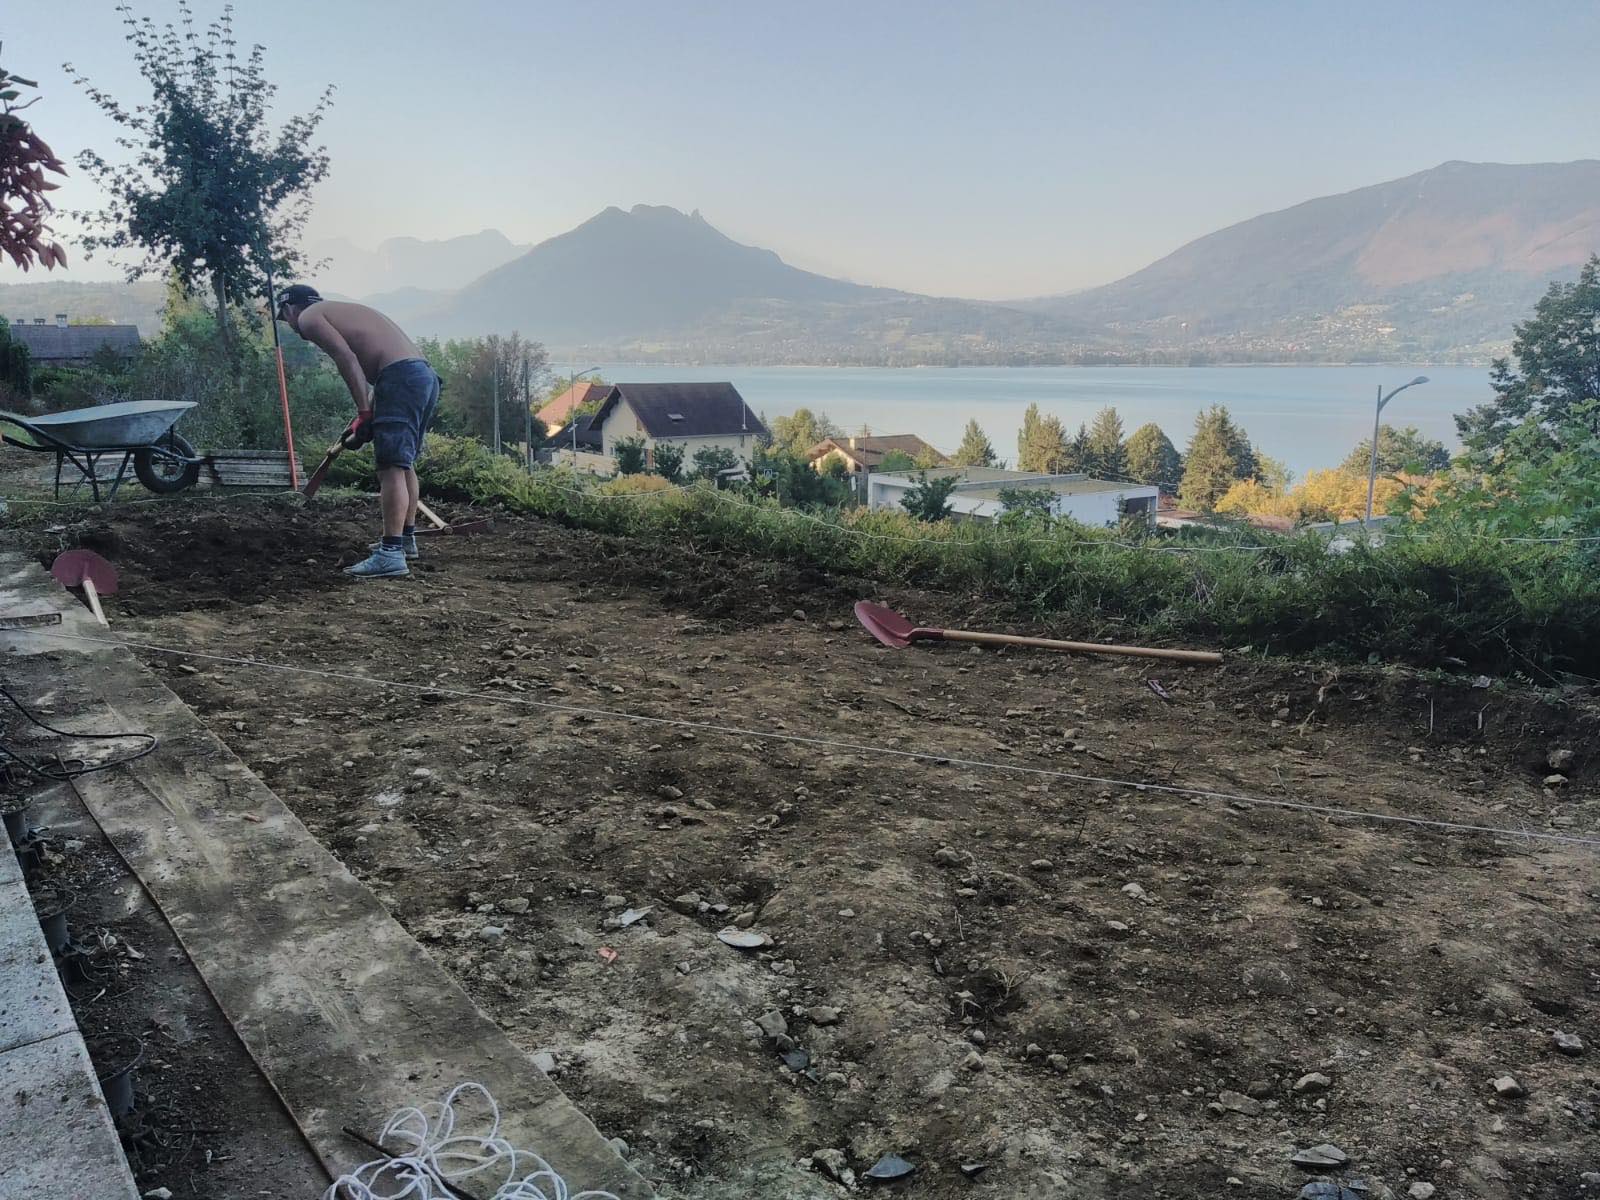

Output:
xmin=522 ymin=354 xmax=533 ymax=472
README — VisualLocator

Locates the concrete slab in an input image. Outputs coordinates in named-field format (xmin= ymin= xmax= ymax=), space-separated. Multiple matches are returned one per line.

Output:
xmin=0 ymin=877 xmax=73 ymax=1056
xmin=0 ymin=1030 xmax=140 ymax=1200
xmin=0 ymin=838 xmax=20 ymax=885
xmin=0 ymin=555 xmax=651 ymax=1196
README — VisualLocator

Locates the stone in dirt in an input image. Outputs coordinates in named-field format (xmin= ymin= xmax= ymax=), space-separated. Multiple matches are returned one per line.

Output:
xmin=1213 ymin=1090 xmax=1264 ymax=1117
xmin=717 ymin=927 xmax=771 ymax=949
xmin=1491 ymin=1074 xmax=1525 ymax=1097
xmin=531 ymin=1050 xmax=558 ymax=1075
xmin=670 ymin=891 xmax=701 ymax=914
xmin=807 ymin=1006 xmax=841 ymax=1026
xmin=933 ymin=847 xmax=962 ymax=866
xmin=1121 ymin=882 xmax=1148 ymax=900
xmin=810 ymin=1148 xmax=853 ymax=1185
xmin=1547 ymin=748 xmax=1575 ymax=771
xmin=863 ymin=1153 xmax=916 ymax=1181
xmin=498 ymin=897 xmax=531 ymax=914
xmin=1291 ymin=1144 xmax=1350 ymax=1170
xmin=1407 ymin=1184 xmax=1436 ymax=1200
xmin=1544 ymin=773 xmax=1569 ymax=788
xmin=1553 ymin=1030 xmax=1584 ymax=1056
xmin=1294 ymin=1071 xmax=1333 ymax=1093
xmin=755 ymin=1010 xmax=788 ymax=1039
xmin=962 ymin=1051 xmax=985 ymax=1071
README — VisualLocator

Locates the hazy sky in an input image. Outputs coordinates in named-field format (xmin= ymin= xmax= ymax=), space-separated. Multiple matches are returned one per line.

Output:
xmin=4 ymin=1 xmax=1598 ymax=298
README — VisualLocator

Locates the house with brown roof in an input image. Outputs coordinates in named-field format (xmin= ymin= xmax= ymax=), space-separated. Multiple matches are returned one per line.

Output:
xmin=595 ymin=382 xmax=768 ymax=469
xmin=805 ymin=434 xmax=947 ymax=476
xmin=536 ymin=380 xmax=610 ymax=436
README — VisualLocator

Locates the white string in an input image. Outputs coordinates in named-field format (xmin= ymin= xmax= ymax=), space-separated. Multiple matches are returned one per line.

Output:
xmin=325 ymin=1083 xmax=620 ymax=1200
xmin=22 ymin=625 xmax=1600 ymax=851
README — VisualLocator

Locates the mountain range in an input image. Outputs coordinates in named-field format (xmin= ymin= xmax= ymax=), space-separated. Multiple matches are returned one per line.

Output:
xmin=4 ymin=160 xmax=1595 ymax=364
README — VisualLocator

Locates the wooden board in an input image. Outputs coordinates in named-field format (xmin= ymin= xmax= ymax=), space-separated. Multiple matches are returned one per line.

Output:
xmin=0 ymin=556 xmax=651 ymax=1196
xmin=206 ymin=451 xmax=305 ymax=489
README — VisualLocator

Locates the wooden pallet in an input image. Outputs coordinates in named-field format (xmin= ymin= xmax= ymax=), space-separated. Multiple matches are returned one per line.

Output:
xmin=205 ymin=450 xmax=304 ymax=489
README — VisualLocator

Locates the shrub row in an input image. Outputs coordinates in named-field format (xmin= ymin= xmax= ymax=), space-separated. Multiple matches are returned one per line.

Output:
xmin=331 ymin=435 xmax=1600 ymax=676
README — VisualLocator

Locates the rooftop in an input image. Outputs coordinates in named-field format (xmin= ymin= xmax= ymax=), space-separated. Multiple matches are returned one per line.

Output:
xmin=874 ymin=466 xmax=1152 ymax=497
xmin=7 ymin=322 xmax=141 ymax=362
xmin=597 ymin=382 xmax=768 ymax=441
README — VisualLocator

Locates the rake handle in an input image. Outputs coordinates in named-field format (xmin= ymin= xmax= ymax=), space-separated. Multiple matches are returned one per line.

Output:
xmin=930 ymin=628 xmax=1223 ymax=665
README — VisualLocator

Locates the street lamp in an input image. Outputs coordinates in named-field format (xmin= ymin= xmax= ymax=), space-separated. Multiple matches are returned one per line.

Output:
xmin=1364 ymin=375 xmax=1429 ymax=527
xmin=567 ymin=365 xmax=602 ymax=467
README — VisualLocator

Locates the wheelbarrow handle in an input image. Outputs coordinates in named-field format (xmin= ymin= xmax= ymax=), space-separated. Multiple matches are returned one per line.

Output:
xmin=933 ymin=628 xmax=1225 ymax=665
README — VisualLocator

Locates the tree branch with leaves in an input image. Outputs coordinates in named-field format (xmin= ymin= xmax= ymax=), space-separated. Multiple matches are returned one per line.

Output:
xmin=66 ymin=4 xmax=333 ymax=348
xmin=0 ymin=46 xmax=69 ymax=271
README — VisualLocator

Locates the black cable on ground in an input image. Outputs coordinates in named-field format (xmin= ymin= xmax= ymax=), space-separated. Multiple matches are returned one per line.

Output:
xmin=0 ymin=682 xmax=159 ymax=780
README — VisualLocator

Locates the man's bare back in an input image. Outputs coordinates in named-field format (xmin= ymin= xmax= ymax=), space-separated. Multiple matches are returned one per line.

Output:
xmin=294 ymin=299 xmax=422 ymax=384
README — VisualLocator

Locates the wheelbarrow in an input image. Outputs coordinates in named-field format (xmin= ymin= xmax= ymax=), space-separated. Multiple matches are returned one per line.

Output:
xmin=0 ymin=401 xmax=202 ymax=502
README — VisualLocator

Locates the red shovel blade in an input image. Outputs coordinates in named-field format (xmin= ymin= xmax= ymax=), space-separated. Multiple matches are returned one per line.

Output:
xmin=51 ymin=549 xmax=119 ymax=596
xmin=854 ymin=601 xmax=926 ymax=649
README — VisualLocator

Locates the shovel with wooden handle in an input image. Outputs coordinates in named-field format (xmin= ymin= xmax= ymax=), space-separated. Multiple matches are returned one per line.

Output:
xmin=854 ymin=601 xmax=1223 ymax=665
xmin=301 ymin=427 xmax=355 ymax=499
xmin=51 ymin=549 xmax=118 ymax=628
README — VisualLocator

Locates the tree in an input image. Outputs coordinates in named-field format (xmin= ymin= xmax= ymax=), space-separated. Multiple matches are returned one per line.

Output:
xmin=1457 ymin=256 xmax=1600 ymax=472
xmin=652 ymin=440 xmax=685 ymax=483
xmin=692 ymin=445 xmax=739 ymax=481
xmin=914 ymin=443 xmax=945 ymax=469
xmin=1084 ymin=406 xmax=1126 ymax=478
xmin=613 ymin=435 xmax=647 ymax=475
xmin=0 ymin=319 xmax=31 ymax=402
xmin=879 ymin=449 xmax=917 ymax=472
xmin=420 ymin=333 xmax=547 ymax=444
xmin=1179 ymin=405 xmax=1256 ymax=511
xmin=769 ymin=407 xmax=840 ymax=457
xmin=1017 ymin=403 xmax=1070 ymax=473
xmin=995 ymin=486 xmax=1054 ymax=526
xmin=900 ymin=472 xmax=958 ymax=522
xmin=68 ymin=5 xmax=333 ymax=349
xmin=1339 ymin=425 xmax=1451 ymax=477
xmin=1253 ymin=452 xmax=1293 ymax=494
xmin=1066 ymin=424 xmax=1091 ymax=474
xmin=952 ymin=419 xmax=998 ymax=467
xmin=1125 ymin=423 xmax=1182 ymax=491
xmin=0 ymin=50 xmax=69 ymax=270
xmin=749 ymin=445 xmax=850 ymax=508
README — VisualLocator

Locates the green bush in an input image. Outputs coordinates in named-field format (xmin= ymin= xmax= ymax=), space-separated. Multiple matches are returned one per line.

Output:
xmin=322 ymin=440 xmax=1600 ymax=676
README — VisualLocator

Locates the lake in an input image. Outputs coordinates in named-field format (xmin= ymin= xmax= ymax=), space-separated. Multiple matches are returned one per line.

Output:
xmin=584 ymin=364 xmax=1491 ymax=479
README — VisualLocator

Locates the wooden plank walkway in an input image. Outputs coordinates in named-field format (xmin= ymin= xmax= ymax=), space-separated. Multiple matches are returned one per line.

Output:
xmin=0 ymin=555 xmax=650 ymax=1195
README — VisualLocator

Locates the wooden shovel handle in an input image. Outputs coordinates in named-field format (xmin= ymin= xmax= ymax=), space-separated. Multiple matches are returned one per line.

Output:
xmin=415 ymin=500 xmax=449 ymax=530
xmin=935 ymin=628 xmax=1222 ymax=665
xmin=81 ymin=578 xmax=109 ymax=628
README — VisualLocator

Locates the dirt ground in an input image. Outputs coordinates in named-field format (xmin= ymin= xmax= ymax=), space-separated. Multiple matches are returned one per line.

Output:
xmin=9 ymin=493 xmax=1600 ymax=1199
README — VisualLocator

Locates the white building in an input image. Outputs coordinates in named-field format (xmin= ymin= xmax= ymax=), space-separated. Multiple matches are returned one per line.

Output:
xmin=867 ymin=466 xmax=1159 ymax=527
xmin=595 ymin=382 xmax=767 ymax=471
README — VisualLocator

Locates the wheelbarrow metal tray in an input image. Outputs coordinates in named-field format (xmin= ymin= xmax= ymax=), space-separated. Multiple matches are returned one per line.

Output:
xmin=24 ymin=400 xmax=196 ymax=449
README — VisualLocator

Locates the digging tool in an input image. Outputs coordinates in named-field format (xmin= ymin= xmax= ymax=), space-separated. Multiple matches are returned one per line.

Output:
xmin=260 ymin=232 xmax=301 ymax=491
xmin=413 ymin=500 xmax=493 ymax=535
xmin=854 ymin=601 xmax=1223 ymax=665
xmin=301 ymin=421 xmax=361 ymax=499
xmin=50 ymin=550 xmax=118 ymax=628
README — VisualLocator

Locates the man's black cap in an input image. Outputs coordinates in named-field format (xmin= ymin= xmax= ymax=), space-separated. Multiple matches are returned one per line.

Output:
xmin=279 ymin=283 xmax=322 ymax=308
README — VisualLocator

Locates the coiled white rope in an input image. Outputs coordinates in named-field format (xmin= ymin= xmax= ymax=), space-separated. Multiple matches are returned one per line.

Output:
xmin=325 ymin=1083 xmax=621 ymax=1200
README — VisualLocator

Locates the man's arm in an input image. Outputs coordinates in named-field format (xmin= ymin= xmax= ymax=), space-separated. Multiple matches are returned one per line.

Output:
xmin=298 ymin=310 xmax=372 ymax=414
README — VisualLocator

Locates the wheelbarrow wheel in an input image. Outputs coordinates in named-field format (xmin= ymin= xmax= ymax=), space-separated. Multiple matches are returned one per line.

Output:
xmin=133 ymin=432 xmax=201 ymax=494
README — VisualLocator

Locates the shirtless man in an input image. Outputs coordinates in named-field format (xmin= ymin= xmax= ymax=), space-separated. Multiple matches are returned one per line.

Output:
xmin=276 ymin=284 xmax=439 ymax=578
